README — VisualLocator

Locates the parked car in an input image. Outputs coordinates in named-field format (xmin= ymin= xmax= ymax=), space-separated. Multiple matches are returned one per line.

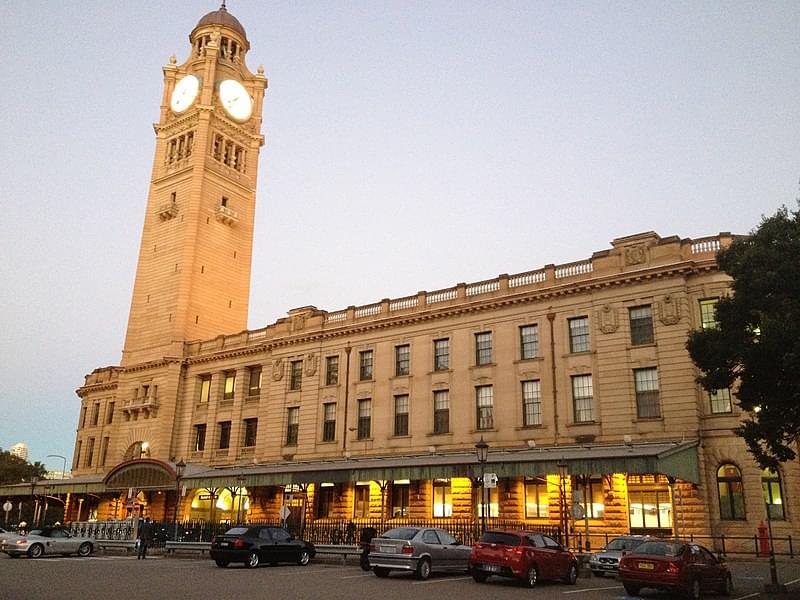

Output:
xmin=368 ymin=527 xmax=471 ymax=580
xmin=469 ymin=530 xmax=578 ymax=588
xmin=588 ymin=535 xmax=649 ymax=577
xmin=209 ymin=525 xmax=315 ymax=568
xmin=0 ymin=527 xmax=94 ymax=558
xmin=618 ymin=539 xmax=733 ymax=599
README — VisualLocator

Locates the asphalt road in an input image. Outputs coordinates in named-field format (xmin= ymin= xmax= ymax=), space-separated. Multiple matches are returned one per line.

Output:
xmin=0 ymin=553 xmax=798 ymax=600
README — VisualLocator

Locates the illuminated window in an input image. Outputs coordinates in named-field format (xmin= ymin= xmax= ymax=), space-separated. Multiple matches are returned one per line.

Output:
xmin=569 ymin=316 xmax=590 ymax=353
xmin=710 ymin=388 xmax=733 ymax=414
xmin=717 ymin=464 xmax=745 ymax=520
xmin=574 ymin=476 xmax=605 ymax=518
xmin=520 ymin=325 xmax=539 ymax=359
xmin=762 ymin=469 xmax=785 ymax=520
xmin=627 ymin=475 xmax=672 ymax=530
xmin=394 ymin=395 xmax=409 ymax=436
xmin=433 ymin=339 xmax=449 ymax=371
xmin=522 ymin=380 xmax=542 ymax=426
xmin=700 ymin=299 xmax=719 ymax=329
xmin=316 ymin=484 xmax=334 ymax=518
xmin=433 ymin=390 xmax=449 ymax=434
xmin=525 ymin=477 xmax=549 ymax=518
xmin=432 ymin=479 xmax=452 ymax=517
xmin=477 ymin=486 xmax=499 ymax=518
xmin=572 ymin=374 xmax=594 ymax=423
xmin=223 ymin=371 xmax=236 ymax=400
xmin=629 ymin=305 xmax=654 ymax=345
xmin=475 ymin=332 xmax=492 ymax=365
xmin=395 ymin=345 xmax=410 ymax=376
xmin=322 ymin=403 xmax=336 ymax=442
xmin=198 ymin=375 xmax=211 ymax=403
xmin=354 ymin=484 xmax=370 ymax=518
xmin=391 ymin=481 xmax=410 ymax=518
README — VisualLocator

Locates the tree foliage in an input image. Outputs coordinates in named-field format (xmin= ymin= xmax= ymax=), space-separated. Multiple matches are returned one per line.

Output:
xmin=687 ymin=204 xmax=800 ymax=468
xmin=0 ymin=449 xmax=47 ymax=485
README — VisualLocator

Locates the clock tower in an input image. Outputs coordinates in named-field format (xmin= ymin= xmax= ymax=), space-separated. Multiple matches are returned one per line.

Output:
xmin=121 ymin=4 xmax=267 ymax=366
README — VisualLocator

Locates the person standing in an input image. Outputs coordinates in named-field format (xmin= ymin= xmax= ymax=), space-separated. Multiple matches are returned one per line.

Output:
xmin=137 ymin=517 xmax=153 ymax=559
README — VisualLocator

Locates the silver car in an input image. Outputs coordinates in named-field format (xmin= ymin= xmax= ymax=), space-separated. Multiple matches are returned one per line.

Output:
xmin=368 ymin=527 xmax=471 ymax=580
xmin=0 ymin=527 xmax=94 ymax=558
xmin=589 ymin=535 xmax=648 ymax=577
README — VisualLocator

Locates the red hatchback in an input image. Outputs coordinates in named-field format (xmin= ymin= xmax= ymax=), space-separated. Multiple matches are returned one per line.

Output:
xmin=618 ymin=539 xmax=733 ymax=599
xmin=469 ymin=530 xmax=578 ymax=588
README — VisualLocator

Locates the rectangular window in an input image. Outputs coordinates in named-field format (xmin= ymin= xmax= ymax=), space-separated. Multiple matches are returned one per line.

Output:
xmin=394 ymin=395 xmax=409 ymax=436
xmin=100 ymin=437 xmax=110 ymax=467
xmin=218 ymin=421 xmax=232 ymax=449
xmin=286 ymin=407 xmax=299 ymax=445
xmin=395 ymin=344 xmax=410 ymax=376
xmin=247 ymin=366 xmax=262 ymax=396
xmin=325 ymin=356 xmax=339 ymax=386
xmin=322 ymin=403 xmax=336 ymax=442
xmin=73 ymin=441 xmax=82 ymax=470
xmin=432 ymin=479 xmax=452 ymax=517
xmin=433 ymin=390 xmax=450 ymax=434
xmin=359 ymin=350 xmax=373 ymax=381
xmin=85 ymin=438 xmax=95 ymax=467
xmin=629 ymin=305 xmax=654 ymax=345
xmin=525 ymin=477 xmax=549 ymax=518
xmin=629 ymin=489 xmax=672 ymax=529
xmin=476 ymin=385 xmax=494 ymax=430
xmin=700 ymin=299 xmax=719 ymax=329
xmin=477 ymin=486 xmax=500 ymax=518
xmin=354 ymin=484 xmax=370 ymax=518
xmin=91 ymin=403 xmax=100 ymax=426
xmin=316 ymin=485 xmax=334 ymax=518
xmin=80 ymin=406 xmax=87 ymax=429
xmin=106 ymin=401 xmax=115 ymax=424
xmin=243 ymin=418 xmax=258 ymax=447
xmin=223 ymin=371 xmax=236 ymax=400
xmin=194 ymin=424 xmax=207 ymax=452
xmin=634 ymin=368 xmax=661 ymax=418
xmin=475 ymin=332 xmax=492 ymax=365
xmin=391 ymin=481 xmax=410 ymax=518
xmin=569 ymin=316 xmax=590 ymax=353
xmin=289 ymin=360 xmax=303 ymax=391
xmin=575 ymin=476 xmax=605 ymax=518
xmin=520 ymin=325 xmax=539 ymax=359
xmin=710 ymin=388 xmax=733 ymax=414
xmin=357 ymin=399 xmax=371 ymax=439
xmin=433 ymin=339 xmax=449 ymax=371
xmin=199 ymin=375 xmax=211 ymax=403
xmin=522 ymin=380 xmax=542 ymax=426
xmin=572 ymin=374 xmax=594 ymax=423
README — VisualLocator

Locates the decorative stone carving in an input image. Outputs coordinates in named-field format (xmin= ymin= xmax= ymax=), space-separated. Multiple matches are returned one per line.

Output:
xmin=624 ymin=244 xmax=648 ymax=266
xmin=271 ymin=358 xmax=284 ymax=381
xmin=291 ymin=314 xmax=305 ymax=333
xmin=597 ymin=304 xmax=618 ymax=334
xmin=658 ymin=294 xmax=681 ymax=325
xmin=304 ymin=353 xmax=318 ymax=376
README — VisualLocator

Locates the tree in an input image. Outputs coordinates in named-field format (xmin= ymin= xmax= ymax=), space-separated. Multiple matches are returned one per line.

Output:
xmin=687 ymin=204 xmax=800 ymax=469
xmin=0 ymin=449 xmax=47 ymax=485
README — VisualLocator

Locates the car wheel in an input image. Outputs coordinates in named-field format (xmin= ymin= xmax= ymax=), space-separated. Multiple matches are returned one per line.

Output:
xmin=28 ymin=544 xmax=44 ymax=559
xmin=565 ymin=562 xmax=578 ymax=585
xmin=623 ymin=583 xmax=640 ymax=595
xmin=77 ymin=542 xmax=93 ymax=557
xmin=414 ymin=557 xmax=432 ymax=580
xmin=686 ymin=577 xmax=701 ymax=600
xmin=472 ymin=570 xmax=489 ymax=583
xmin=522 ymin=565 xmax=538 ymax=588
xmin=719 ymin=574 xmax=733 ymax=596
xmin=245 ymin=551 xmax=260 ymax=568
xmin=215 ymin=559 xmax=229 ymax=568
xmin=297 ymin=549 xmax=311 ymax=566
xmin=373 ymin=566 xmax=390 ymax=578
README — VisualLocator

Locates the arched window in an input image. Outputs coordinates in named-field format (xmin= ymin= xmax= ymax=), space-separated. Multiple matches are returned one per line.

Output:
xmin=717 ymin=464 xmax=745 ymax=520
xmin=762 ymin=468 xmax=785 ymax=520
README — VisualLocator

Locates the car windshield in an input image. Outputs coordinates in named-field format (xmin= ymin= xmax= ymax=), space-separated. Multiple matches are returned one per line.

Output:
xmin=634 ymin=541 xmax=685 ymax=556
xmin=480 ymin=532 xmax=520 ymax=546
xmin=605 ymin=538 xmax=643 ymax=551
xmin=224 ymin=527 xmax=249 ymax=536
xmin=29 ymin=530 xmax=43 ymax=536
xmin=380 ymin=528 xmax=418 ymax=540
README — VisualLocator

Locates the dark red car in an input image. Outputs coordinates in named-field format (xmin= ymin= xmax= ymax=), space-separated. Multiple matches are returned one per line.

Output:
xmin=469 ymin=530 xmax=578 ymax=588
xmin=618 ymin=539 xmax=733 ymax=599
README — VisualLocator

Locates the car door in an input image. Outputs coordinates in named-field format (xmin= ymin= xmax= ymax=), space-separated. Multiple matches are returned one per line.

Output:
xmin=542 ymin=535 xmax=570 ymax=578
xmin=53 ymin=528 xmax=76 ymax=554
xmin=269 ymin=527 xmax=296 ymax=563
xmin=435 ymin=529 xmax=468 ymax=571
xmin=696 ymin=546 xmax=722 ymax=591
xmin=420 ymin=529 xmax=442 ymax=568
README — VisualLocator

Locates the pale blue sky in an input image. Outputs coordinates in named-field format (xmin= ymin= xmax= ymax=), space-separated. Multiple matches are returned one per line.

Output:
xmin=1 ymin=1 xmax=797 ymax=469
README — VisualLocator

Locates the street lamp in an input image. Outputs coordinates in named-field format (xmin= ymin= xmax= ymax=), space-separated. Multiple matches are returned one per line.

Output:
xmin=475 ymin=437 xmax=489 ymax=534
xmin=172 ymin=459 xmax=186 ymax=541
xmin=46 ymin=455 xmax=67 ymax=480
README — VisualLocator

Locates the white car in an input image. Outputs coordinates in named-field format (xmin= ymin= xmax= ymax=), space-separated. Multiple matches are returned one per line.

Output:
xmin=0 ymin=527 xmax=94 ymax=558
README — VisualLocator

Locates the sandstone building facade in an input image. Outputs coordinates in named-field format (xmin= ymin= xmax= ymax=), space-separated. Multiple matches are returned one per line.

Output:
xmin=4 ymin=6 xmax=797 ymax=551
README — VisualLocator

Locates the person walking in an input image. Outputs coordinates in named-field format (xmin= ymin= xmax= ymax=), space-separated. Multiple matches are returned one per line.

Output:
xmin=137 ymin=517 xmax=153 ymax=560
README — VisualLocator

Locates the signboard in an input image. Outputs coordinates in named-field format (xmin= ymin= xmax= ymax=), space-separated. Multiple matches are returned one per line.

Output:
xmin=279 ymin=506 xmax=291 ymax=520
xmin=483 ymin=473 xmax=498 ymax=488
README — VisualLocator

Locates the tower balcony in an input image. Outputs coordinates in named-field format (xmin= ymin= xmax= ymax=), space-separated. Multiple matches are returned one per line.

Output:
xmin=122 ymin=394 xmax=159 ymax=417
xmin=157 ymin=201 xmax=179 ymax=221
xmin=215 ymin=204 xmax=239 ymax=225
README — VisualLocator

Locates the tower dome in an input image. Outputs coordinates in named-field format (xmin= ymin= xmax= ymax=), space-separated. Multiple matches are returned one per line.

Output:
xmin=195 ymin=3 xmax=247 ymax=39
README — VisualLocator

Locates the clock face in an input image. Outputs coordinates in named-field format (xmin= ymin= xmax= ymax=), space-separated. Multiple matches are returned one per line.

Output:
xmin=219 ymin=79 xmax=253 ymax=122
xmin=170 ymin=75 xmax=200 ymax=114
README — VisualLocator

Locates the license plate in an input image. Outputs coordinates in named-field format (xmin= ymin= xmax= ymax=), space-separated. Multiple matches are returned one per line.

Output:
xmin=220 ymin=542 xmax=229 ymax=547
xmin=484 ymin=564 xmax=501 ymax=572
xmin=380 ymin=546 xmax=396 ymax=554
xmin=638 ymin=562 xmax=654 ymax=570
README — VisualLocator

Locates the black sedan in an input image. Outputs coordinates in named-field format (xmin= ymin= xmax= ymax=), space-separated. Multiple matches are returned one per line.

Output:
xmin=210 ymin=525 xmax=315 ymax=568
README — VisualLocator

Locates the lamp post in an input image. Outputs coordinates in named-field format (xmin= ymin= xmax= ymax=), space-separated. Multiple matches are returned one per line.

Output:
xmin=46 ymin=454 xmax=67 ymax=480
xmin=475 ymin=437 xmax=489 ymax=534
xmin=557 ymin=460 xmax=569 ymax=551
xmin=237 ymin=474 xmax=246 ymax=525
xmin=30 ymin=475 xmax=39 ymax=527
xmin=763 ymin=500 xmax=787 ymax=593
xmin=172 ymin=459 xmax=186 ymax=541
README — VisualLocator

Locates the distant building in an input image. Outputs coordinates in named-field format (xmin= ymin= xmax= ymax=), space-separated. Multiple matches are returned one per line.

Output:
xmin=10 ymin=443 xmax=28 ymax=462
